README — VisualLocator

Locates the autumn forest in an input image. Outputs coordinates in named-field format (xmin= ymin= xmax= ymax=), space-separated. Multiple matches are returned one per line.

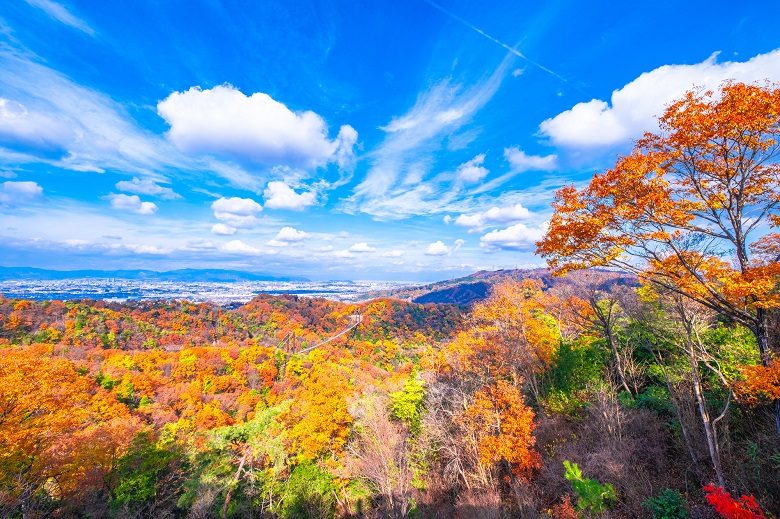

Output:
xmin=1 ymin=83 xmax=780 ymax=519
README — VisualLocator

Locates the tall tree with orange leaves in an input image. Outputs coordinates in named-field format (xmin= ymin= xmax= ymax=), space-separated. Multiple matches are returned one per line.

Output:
xmin=460 ymin=380 xmax=540 ymax=515
xmin=537 ymin=81 xmax=780 ymax=432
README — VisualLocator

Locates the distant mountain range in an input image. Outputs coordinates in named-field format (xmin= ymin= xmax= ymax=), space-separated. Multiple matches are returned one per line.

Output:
xmin=366 ymin=268 xmax=637 ymax=306
xmin=0 ymin=267 xmax=309 ymax=283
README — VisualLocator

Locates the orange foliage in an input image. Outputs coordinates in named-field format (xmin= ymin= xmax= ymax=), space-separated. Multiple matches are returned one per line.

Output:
xmin=444 ymin=280 xmax=559 ymax=388
xmin=0 ymin=348 xmax=133 ymax=496
xmin=734 ymin=359 xmax=780 ymax=406
xmin=281 ymin=353 xmax=353 ymax=460
xmin=460 ymin=380 xmax=540 ymax=478
xmin=538 ymin=82 xmax=780 ymax=347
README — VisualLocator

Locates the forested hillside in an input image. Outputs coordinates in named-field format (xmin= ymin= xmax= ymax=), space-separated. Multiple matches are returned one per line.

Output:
xmin=1 ymin=272 xmax=778 ymax=518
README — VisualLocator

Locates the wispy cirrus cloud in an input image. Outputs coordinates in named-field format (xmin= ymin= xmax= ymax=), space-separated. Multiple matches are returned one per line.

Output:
xmin=115 ymin=177 xmax=181 ymax=200
xmin=345 ymin=57 xmax=511 ymax=219
xmin=0 ymin=46 xmax=181 ymax=174
xmin=24 ymin=0 xmax=94 ymax=35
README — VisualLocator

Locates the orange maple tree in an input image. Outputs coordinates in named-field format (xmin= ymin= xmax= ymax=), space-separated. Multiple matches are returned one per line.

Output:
xmin=461 ymin=380 xmax=540 ymax=478
xmin=538 ymin=82 xmax=780 ymax=428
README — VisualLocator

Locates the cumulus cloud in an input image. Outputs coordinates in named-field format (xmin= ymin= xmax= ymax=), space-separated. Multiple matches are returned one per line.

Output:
xmin=221 ymin=240 xmax=260 ymax=254
xmin=115 ymin=177 xmax=181 ymax=200
xmin=267 ymin=226 xmax=308 ymax=247
xmin=443 ymin=215 xmax=452 ymax=225
xmin=425 ymin=239 xmax=464 ymax=256
xmin=263 ymin=181 xmax=317 ymax=210
xmin=211 ymin=223 xmax=237 ymax=235
xmin=455 ymin=203 xmax=533 ymax=231
xmin=504 ymin=147 xmax=557 ymax=172
xmin=211 ymin=196 xmax=263 ymax=228
xmin=0 ymin=180 xmax=43 ymax=205
xmin=480 ymin=223 xmax=548 ymax=252
xmin=539 ymin=49 xmax=780 ymax=148
xmin=157 ymin=84 xmax=357 ymax=169
xmin=348 ymin=242 xmax=376 ymax=253
xmin=456 ymin=153 xmax=489 ymax=183
xmin=107 ymin=193 xmax=157 ymax=215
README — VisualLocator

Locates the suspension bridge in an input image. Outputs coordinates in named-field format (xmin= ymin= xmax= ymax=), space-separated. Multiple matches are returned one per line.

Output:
xmin=278 ymin=312 xmax=362 ymax=355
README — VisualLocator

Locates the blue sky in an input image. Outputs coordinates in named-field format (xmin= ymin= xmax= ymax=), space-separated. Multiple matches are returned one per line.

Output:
xmin=0 ymin=0 xmax=779 ymax=280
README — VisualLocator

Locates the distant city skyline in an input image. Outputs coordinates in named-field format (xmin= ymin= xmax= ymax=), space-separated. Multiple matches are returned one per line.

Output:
xmin=1 ymin=0 xmax=779 ymax=280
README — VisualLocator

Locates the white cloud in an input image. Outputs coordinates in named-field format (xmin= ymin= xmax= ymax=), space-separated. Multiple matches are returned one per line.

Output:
xmin=314 ymin=245 xmax=334 ymax=252
xmin=425 ymin=239 xmax=464 ymax=256
xmin=211 ymin=196 xmax=263 ymax=229
xmin=115 ymin=177 xmax=181 ymax=200
xmin=0 ymin=171 xmax=18 ymax=178
xmin=0 ymin=98 xmax=72 ymax=150
xmin=212 ymin=196 xmax=263 ymax=215
xmin=539 ymin=49 xmax=780 ymax=148
xmin=0 ymin=180 xmax=43 ymax=205
xmin=456 ymin=153 xmax=489 ymax=183
xmin=480 ymin=223 xmax=548 ymax=252
xmin=443 ymin=215 xmax=452 ymax=225
xmin=267 ymin=226 xmax=308 ymax=247
xmin=0 ymin=49 xmax=187 ymax=175
xmin=382 ymin=250 xmax=405 ymax=257
xmin=335 ymin=125 xmax=359 ymax=171
xmin=455 ymin=203 xmax=533 ymax=231
xmin=157 ymin=84 xmax=357 ymax=169
xmin=179 ymin=239 xmax=217 ymax=251
xmin=107 ymin=193 xmax=157 ymax=215
xmin=211 ymin=223 xmax=237 ymax=235
xmin=221 ymin=240 xmax=259 ymax=254
xmin=348 ymin=242 xmax=376 ymax=253
xmin=1 ymin=180 xmax=42 ymax=197
xmin=126 ymin=244 xmax=168 ymax=255
xmin=504 ymin=147 xmax=557 ymax=172
xmin=24 ymin=0 xmax=94 ymax=35
xmin=263 ymin=181 xmax=317 ymax=210
xmin=347 ymin=58 xmax=510 ymax=218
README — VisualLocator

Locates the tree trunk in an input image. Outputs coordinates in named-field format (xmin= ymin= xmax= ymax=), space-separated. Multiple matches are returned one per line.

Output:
xmin=690 ymin=356 xmax=726 ymax=488
xmin=503 ymin=459 xmax=527 ymax=519
xmin=606 ymin=327 xmax=632 ymax=395
xmin=753 ymin=308 xmax=780 ymax=438
xmin=222 ymin=450 xmax=249 ymax=519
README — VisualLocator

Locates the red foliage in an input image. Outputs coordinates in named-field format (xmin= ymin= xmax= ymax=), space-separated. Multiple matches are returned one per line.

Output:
xmin=703 ymin=485 xmax=766 ymax=519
